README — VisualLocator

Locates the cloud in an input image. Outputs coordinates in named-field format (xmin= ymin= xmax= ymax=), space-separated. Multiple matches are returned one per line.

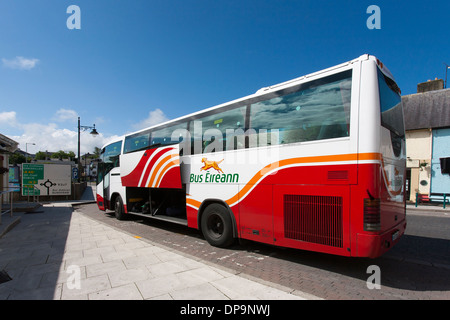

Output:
xmin=0 ymin=111 xmax=18 ymax=126
xmin=132 ymin=108 xmax=169 ymax=131
xmin=2 ymin=56 xmax=39 ymax=70
xmin=9 ymin=123 xmax=116 ymax=156
xmin=53 ymin=108 xmax=78 ymax=122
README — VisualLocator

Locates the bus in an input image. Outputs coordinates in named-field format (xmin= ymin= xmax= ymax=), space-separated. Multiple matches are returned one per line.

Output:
xmin=96 ymin=54 xmax=406 ymax=258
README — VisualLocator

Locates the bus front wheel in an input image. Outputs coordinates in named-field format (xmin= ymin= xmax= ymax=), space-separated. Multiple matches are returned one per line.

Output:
xmin=114 ymin=196 xmax=126 ymax=220
xmin=201 ymin=203 xmax=234 ymax=248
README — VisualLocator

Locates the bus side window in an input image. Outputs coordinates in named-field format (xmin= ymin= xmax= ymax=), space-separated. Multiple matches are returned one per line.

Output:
xmin=249 ymin=73 xmax=352 ymax=145
xmin=189 ymin=106 xmax=246 ymax=154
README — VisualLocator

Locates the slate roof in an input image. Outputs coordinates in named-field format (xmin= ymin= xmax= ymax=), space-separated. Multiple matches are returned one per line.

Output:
xmin=402 ymin=88 xmax=450 ymax=131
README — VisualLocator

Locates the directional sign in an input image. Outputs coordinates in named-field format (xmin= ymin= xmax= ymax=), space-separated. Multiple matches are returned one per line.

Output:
xmin=22 ymin=164 xmax=44 ymax=195
xmin=22 ymin=163 xmax=72 ymax=196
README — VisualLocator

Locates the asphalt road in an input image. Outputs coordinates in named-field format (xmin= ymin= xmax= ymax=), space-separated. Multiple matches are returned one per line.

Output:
xmin=75 ymin=203 xmax=450 ymax=300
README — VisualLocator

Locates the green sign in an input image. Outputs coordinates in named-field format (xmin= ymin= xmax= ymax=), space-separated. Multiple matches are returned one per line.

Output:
xmin=22 ymin=164 xmax=44 ymax=195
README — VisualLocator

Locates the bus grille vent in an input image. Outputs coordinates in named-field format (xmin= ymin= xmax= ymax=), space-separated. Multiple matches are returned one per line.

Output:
xmin=284 ymin=195 xmax=343 ymax=248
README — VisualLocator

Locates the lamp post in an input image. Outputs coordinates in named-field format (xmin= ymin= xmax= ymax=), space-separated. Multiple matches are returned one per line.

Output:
xmin=25 ymin=142 xmax=35 ymax=163
xmin=77 ymin=117 xmax=98 ymax=182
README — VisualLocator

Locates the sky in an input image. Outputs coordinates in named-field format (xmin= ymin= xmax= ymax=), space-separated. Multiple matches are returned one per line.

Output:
xmin=1 ymin=0 xmax=449 ymax=156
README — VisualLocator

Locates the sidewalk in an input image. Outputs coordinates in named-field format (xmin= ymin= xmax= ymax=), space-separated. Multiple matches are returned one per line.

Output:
xmin=0 ymin=186 xmax=315 ymax=300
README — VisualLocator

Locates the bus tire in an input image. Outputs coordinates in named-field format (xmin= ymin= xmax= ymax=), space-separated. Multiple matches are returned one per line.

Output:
xmin=114 ymin=195 xmax=126 ymax=220
xmin=201 ymin=203 xmax=234 ymax=248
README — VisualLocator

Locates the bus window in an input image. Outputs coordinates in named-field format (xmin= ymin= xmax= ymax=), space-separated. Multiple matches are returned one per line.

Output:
xmin=249 ymin=71 xmax=352 ymax=145
xmin=124 ymin=131 xmax=151 ymax=154
xmin=150 ymin=122 xmax=188 ymax=147
xmin=378 ymin=69 xmax=404 ymax=138
xmin=189 ymin=106 xmax=246 ymax=154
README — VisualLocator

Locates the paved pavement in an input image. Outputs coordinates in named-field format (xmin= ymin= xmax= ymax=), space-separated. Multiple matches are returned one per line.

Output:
xmin=1 ymin=185 xmax=448 ymax=301
xmin=0 ymin=186 xmax=317 ymax=300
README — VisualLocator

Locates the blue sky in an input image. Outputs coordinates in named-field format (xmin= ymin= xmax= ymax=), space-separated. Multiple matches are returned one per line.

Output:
xmin=1 ymin=0 xmax=449 ymax=155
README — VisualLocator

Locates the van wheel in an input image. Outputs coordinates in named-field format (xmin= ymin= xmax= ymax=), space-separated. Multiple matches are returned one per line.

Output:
xmin=201 ymin=203 xmax=234 ymax=247
xmin=114 ymin=196 xmax=126 ymax=220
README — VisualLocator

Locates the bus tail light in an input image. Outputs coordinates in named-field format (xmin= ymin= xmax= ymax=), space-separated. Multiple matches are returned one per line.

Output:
xmin=364 ymin=198 xmax=380 ymax=231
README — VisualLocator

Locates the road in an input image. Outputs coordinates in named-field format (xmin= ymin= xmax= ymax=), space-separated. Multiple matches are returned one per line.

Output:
xmin=75 ymin=203 xmax=450 ymax=300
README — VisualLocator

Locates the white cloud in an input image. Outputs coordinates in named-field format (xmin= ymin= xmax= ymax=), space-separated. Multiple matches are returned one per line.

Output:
xmin=2 ymin=56 xmax=40 ymax=70
xmin=0 ymin=111 xmax=18 ymax=126
xmin=1 ymin=110 xmax=115 ymax=156
xmin=9 ymin=123 xmax=115 ymax=156
xmin=53 ymin=108 xmax=78 ymax=122
xmin=132 ymin=108 xmax=169 ymax=131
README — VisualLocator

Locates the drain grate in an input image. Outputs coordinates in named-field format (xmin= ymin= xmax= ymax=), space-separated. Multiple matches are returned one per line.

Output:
xmin=0 ymin=270 xmax=12 ymax=284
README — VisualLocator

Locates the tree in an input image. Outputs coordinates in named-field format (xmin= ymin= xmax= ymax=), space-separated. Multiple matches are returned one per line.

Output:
xmin=93 ymin=147 xmax=101 ymax=158
xmin=8 ymin=152 xmax=26 ymax=165
xmin=35 ymin=151 xmax=48 ymax=160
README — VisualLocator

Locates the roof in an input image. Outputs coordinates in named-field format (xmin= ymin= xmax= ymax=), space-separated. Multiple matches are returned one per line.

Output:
xmin=0 ymin=133 xmax=19 ymax=153
xmin=402 ymin=88 xmax=450 ymax=131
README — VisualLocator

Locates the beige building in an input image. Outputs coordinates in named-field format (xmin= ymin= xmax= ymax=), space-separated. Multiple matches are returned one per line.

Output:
xmin=405 ymin=129 xmax=432 ymax=201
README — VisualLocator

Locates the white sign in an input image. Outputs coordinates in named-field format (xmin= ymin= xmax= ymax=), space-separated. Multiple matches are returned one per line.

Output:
xmin=22 ymin=163 xmax=72 ymax=196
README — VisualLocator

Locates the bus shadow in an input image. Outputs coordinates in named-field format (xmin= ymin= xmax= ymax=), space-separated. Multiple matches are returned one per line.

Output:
xmin=99 ymin=209 xmax=450 ymax=296
xmin=234 ymin=234 xmax=450 ymax=295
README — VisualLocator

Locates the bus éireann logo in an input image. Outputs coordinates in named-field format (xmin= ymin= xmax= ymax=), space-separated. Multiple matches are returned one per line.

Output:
xmin=190 ymin=158 xmax=239 ymax=184
xmin=201 ymin=158 xmax=224 ymax=173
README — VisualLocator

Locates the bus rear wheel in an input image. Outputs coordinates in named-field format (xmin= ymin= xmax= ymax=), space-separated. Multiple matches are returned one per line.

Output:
xmin=201 ymin=203 xmax=234 ymax=248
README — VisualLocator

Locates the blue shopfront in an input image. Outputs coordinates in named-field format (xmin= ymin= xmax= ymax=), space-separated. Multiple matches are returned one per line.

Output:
xmin=430 ymin=127 xmax=450 ymax=203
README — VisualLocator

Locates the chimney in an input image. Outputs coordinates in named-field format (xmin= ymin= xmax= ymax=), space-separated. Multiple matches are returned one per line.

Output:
xmin=417 ymin=78 xmax=444 ymax=93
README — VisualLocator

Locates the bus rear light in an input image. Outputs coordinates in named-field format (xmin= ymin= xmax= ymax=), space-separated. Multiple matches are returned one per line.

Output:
xmin=364 ymin=198 xmax=381 ymax=231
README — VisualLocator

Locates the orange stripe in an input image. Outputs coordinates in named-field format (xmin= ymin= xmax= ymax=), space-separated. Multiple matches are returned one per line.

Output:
xmin=188 ymin=152 xmax=382 ymax=209
xmin=225 ymin=152 xmax=381 ymax=207
xmin=147 ymin=154 xmax=177 ymax=187
xmin=186 ymin=198 xmax=201 ymax=209
xmin=154 ymin=158 xmax=180 ymax=187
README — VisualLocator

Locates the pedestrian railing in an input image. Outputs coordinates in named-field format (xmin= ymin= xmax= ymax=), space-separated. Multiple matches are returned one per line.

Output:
xmin=0 ymin=186 xmax=40 ymax=225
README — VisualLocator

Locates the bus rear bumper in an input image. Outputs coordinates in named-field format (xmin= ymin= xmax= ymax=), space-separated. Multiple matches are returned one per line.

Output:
xmin=356 ymin=220 xmax=406 ymax=258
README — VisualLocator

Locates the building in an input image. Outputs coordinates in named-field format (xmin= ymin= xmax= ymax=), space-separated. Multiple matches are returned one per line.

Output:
xmin=403 ymin=82 xmax=450 ymax=202
xmin=0 ymin=133 xmax=19 ymax=202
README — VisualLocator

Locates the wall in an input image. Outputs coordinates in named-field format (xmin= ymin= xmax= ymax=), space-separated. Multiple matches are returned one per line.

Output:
xmin=431 ymin=128 xmax=450 ymax=194
xmin=406 ymin=129 xmax=432 ymax=200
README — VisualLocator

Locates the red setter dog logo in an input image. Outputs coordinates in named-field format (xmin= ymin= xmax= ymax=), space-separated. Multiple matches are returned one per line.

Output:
xmin=201 ymin=158 xmax=224 ymax=173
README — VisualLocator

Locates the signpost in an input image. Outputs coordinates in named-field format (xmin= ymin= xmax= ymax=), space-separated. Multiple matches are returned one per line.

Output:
xmin=22 ymin=163 xmax=72 ymax=196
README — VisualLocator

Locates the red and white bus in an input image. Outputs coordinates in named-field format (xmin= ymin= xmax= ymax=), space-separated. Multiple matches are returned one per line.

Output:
xmin=96 ymin=54 xmax=406 ymax=258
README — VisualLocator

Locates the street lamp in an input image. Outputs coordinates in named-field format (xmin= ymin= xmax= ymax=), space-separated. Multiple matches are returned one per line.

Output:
xmin=25 ymin=142 xmax=35 ymax=163
xmin=77 ymin=117 xmax=99 ymax=182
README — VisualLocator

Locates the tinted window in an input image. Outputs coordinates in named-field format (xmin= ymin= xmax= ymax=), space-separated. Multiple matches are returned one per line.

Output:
xmin=97 ymin=141 xmax=122 ymax=184
xmin=189 ymin=106 xmax=246 ymax=154
xmin=124 ymin=131 xmax=150 ymax=154
xmin=151 ymin=122 xmax=188 ymax=147
xmin=378 ymin=69 xmax=404 ymax=137
xmin=249 ymin=71 xmax=352 ymax=145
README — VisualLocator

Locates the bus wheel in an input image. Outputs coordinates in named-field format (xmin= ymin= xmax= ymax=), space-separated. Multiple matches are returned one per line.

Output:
xmin=201 ymin=203 xmax=234 ymax=248
xmin=114 ymin=196 xmax=126 ymax=220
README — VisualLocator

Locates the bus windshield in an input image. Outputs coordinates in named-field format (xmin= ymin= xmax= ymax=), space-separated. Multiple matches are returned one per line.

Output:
xmin=378 ymin=69 xmax=404 ymax=137
xmin=97 ymin=141 xmax=122 ymax=184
